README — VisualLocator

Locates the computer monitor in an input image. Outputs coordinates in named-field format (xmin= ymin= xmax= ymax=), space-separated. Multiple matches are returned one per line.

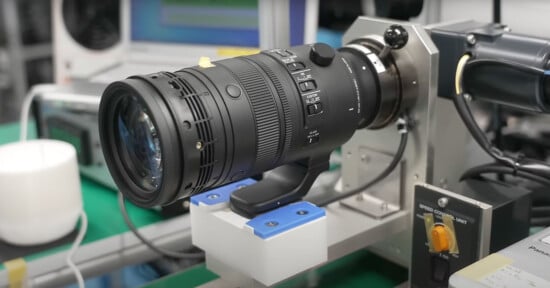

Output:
xmin=130 ymin=0 xmax=310 ymax=47
xmin=53 ymin=0 xmax=317 ymax=82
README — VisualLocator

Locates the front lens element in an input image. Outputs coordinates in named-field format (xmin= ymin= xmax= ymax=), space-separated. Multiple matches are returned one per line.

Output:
xmin=116 ymin=95 xmax=162 ymax=192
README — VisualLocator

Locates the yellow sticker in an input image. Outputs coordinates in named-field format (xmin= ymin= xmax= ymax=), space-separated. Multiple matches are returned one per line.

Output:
xmin=217 ymin=47 xmax=260 ymax=57
xmin=424 ymin=213 xmax=435 ymax=252
xmin=442 ymin=213 xmax=459 ymax=254
xmin=198 ymin=57 xmax=215 ymax=68
xmin=4 ymin=258 xmax=27 ymax=288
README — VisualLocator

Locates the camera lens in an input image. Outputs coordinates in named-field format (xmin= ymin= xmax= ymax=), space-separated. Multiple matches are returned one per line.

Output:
xmin=99 ymin=43 xmax=405 ymax=208
xmin=115 ymin=94 xmax=162 ymax=192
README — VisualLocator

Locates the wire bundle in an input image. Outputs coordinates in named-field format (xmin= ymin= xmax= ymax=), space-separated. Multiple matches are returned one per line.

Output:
xmin=454 ymin=54 xmax=550 ymax=226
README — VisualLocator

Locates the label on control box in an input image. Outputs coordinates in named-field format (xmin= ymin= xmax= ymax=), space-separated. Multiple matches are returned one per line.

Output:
xmin=480 ymin=264 xmax=550 ymax=287
xmin=417 ymin=203 xmax=472 ymax=225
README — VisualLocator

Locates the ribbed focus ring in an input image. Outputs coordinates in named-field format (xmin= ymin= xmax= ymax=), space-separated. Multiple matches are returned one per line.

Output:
xmin=247 ymin=56 xmax=293 ymax=162
xmin=224 ymin=58 xmax=281 ymax=170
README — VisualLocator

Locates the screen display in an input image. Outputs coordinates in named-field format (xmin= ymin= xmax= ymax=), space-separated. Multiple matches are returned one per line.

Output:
xmin=131 ymin=0 xmax=306 ymax=47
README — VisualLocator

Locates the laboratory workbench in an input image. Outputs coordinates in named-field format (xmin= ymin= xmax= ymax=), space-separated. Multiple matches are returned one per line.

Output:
xmin=0 ymin=123 xmax=193 ymax=287
xmin=0 ymin=122 xmax=408 ymax=287
xmin=145 ymin=249 xmax=407 ymax=288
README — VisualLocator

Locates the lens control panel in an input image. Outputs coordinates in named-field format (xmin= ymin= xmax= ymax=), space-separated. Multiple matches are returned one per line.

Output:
xmin=263 ymin=43 xmax=352 ymax=147
xmin=265 ymin=46 xmax=330 ymax=146
xmin=287 ymin=62 xmax=305 ymax=71
xmin=299 ymin=80 xmax=317 ymax=92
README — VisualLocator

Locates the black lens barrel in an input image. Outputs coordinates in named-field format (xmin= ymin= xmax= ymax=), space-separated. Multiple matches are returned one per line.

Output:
xmin=99 ymin=43 xmax=394 ymax=208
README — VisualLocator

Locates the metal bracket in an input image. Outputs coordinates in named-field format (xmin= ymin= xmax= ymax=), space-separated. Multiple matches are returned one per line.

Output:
xmin=341 ymin=193 xmax=400 ymax=219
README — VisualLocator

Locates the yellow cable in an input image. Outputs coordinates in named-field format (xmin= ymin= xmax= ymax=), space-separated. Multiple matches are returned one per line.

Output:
xmin=455 ymin=54 xmax=472 ymax=95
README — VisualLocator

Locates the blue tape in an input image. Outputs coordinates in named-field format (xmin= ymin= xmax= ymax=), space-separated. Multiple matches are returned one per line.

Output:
xmin=545 ymin=70 xmax=550 ymax=76
xmin=246 ymin=201 xmax=325 ymax=239
xmin=190 ymin=179 xmax=257 ymax=206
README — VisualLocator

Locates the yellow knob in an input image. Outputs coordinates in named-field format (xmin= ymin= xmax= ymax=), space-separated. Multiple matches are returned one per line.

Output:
xmin=431 ymin=225 xmax=450 ymax=253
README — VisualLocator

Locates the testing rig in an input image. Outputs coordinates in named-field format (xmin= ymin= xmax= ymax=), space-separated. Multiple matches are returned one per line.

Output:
xmin=93 ymin=16 xmax=550 ymax=288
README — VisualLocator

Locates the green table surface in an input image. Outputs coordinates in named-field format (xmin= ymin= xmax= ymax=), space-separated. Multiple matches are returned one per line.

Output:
xmin=0 ymin=123 xmax=164 ymax=268
xmin=144 ymin=249 xmax=408 ymax=288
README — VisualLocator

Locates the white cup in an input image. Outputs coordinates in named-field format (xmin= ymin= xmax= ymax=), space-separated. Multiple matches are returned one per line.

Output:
xmin=0 ymin=139 xmax=82 ymax=246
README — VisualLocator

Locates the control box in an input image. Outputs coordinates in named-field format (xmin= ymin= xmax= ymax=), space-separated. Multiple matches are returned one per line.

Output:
xmin=410 ymin=180 xmax=531 ymax=287
xmin=450 ymin=226 xmax=550 ymax=287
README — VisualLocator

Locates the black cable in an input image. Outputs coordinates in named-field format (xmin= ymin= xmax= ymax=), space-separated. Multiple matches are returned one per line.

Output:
xmin=491 ymin=105 xmax=505 ymax=181
xmin=454 ymin=88 xmax=550 ymax=179
xmin=493 ymin=0 xmax=501 ymax=23
xmin=491 ymin=106 xmax=502 ymax=150
xmin=531 ymin=217 xmax=550 ymax=227
xmin=453 ymin=56 xmax=550 ymax=180
xmin=532 ymin=206 xmax=550 ymax=217
xmin=490 ymin=3 xmax=503 ymax=161
xmin=118 ymin=192 xmax=205 ymax=259
xmin=314 ymin=128 xmax=408 ymax=207
xmin=460 ymin=163 xmax=550 ymax=187
xmin=453 ymin=84 xmax=515 ymax=166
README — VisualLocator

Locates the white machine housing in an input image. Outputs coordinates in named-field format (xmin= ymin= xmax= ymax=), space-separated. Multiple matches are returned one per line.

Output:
xmin=52 ymin=0 xmax=125 ymax=83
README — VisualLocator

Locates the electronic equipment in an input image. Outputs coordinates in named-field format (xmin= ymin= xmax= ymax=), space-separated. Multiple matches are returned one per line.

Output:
xmin=374 ymin=0 xmax=424 ymax=20
xmin=34 ymin=82 xmax=114 ymax=188
xmin=97 ymin=17 xmax=446 ymax=285
xmin=53 ymin=0 xmax=318 ymax=84
xmin=427 ymin=20 xmax=550 ymax=202
xmin=94 ymin=15 xmax=549 ymax=286
xmin=449 ymin=226 xmax=550 ymax=288
xmin=410 ymin=181 xmax=531 ymax=287
xmin=53 ymin=0 xmax=124 ymax=83
xmin=429 ymin=20 xmax=550 ymax=113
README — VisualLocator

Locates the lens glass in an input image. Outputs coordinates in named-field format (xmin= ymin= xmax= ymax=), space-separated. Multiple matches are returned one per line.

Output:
xmin=115 ymin=94 xmax=163 ymax=192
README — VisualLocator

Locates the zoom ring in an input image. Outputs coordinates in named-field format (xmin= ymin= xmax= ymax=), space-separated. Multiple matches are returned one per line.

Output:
xmin=225 ymin=58 xmax=281 ymax=171
xmin=247 ymin=56 xmax=293 ymax=164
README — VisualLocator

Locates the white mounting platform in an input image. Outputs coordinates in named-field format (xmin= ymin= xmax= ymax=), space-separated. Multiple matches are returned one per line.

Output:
xmin=190 ymin=180 xmax=327 ymax=287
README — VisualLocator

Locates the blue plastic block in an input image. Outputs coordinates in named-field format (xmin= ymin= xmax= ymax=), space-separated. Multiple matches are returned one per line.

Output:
xmin=246 ymin=201 xmax=325 ymax=239
xmin=190 ymin=179 xmax=257 ymax=206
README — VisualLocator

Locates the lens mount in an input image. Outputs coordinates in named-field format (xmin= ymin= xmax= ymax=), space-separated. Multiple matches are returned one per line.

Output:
xmin=341 ymin=41 xmax=402 ymax=129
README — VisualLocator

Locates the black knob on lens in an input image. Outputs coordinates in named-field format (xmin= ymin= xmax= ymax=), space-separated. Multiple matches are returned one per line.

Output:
xmin=384 ymin=24 xmax=409 ymax=49
xmin=310 ymin=43 xmax=335 ymax=66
